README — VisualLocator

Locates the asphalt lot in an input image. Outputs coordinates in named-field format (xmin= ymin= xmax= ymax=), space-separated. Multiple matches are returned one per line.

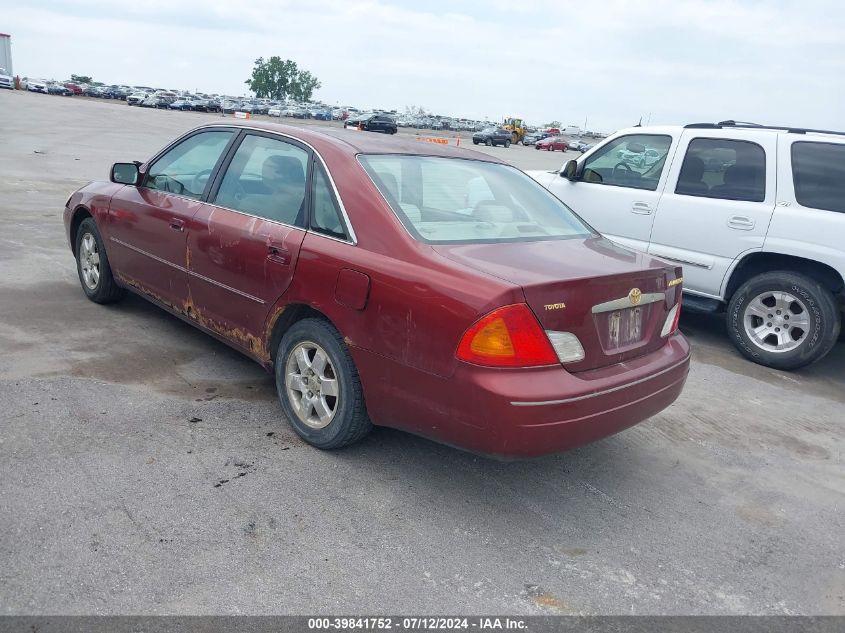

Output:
xmin=0 ymin=90 xmax=843 ymax=616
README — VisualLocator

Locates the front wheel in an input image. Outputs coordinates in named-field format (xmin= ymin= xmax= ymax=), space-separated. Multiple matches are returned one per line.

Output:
xmin=504 ymin=140 xmax=511 ymax=148
xmin=75 ymin=218 xmax=126 ymax=304
xmin=727 ymin=271 xmax=841 ymax=370
xmin=275 ymin=318 xmax=372 ymax=449
xmin=485 ymin=138 xmax=492 ymax=146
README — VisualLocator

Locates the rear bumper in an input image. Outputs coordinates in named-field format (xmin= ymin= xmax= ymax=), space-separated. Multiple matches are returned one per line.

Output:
xmin=353 ymin=334 xmax=691 ymax=458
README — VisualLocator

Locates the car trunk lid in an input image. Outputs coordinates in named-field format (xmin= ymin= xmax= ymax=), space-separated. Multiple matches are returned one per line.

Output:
xmin=434 ymin=237 xmax=682 ymax=372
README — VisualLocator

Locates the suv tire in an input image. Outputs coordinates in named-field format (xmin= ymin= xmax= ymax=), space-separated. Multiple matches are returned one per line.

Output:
xmin=727 ymin=271 xmax=840 ymax=370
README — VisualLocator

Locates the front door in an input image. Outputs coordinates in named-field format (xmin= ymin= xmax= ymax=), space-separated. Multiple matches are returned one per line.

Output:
xmin=107 ymin=129 xmax=235 ymax=308
xmin=186 ymin=132 xmax=311 ymax=353
xmin=647 ymin=130 xmax=777 ymax=297
xmin=547 ymin=132 xmax=676 ymax=253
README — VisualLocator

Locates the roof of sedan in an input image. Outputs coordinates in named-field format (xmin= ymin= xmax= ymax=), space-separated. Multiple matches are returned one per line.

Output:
xmin=201 ymin=120 xmax=506 ymax=163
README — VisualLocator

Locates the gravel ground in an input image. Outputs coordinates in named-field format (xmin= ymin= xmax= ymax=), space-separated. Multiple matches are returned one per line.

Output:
xmin=0 ymin=90 xmax=843 ymax=616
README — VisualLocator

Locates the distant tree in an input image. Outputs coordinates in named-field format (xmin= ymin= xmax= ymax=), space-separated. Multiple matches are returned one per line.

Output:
xmin=245 ymin=57 xmax=321 ymax=101
xmin=70 ymin=74 xmax=93 ymax=84
xmin=404 ymin=105 xmax=428 ymax=117
xmin=544 ymin=120 xmax=562 ymax=128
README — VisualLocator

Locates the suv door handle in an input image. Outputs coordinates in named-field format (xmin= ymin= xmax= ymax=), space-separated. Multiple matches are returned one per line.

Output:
xmin=728 ymin=215 xmax=755 ymax=230
xmin=267 ymin=245 xmax=291 ymax=265
xmin=169 ymin=218 xmax=185 ymax=232
xmin=631 ymin=202 xmax=653 ymax=215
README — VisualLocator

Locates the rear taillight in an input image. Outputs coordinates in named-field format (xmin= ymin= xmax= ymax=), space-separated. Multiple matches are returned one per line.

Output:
xmin=456 ymin=303 xmax=559 ymax=367
xmin=661 ymin=294 xmax=683 ymax=337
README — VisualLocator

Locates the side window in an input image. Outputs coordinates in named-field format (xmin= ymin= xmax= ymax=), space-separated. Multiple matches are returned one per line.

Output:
xmin=582 ymin=134 xmax=672 ymax=191
xmin=213 ymin=134 xmax=309 ymax=227
xmin=144 ymin=131 xmax=233 ymax=199
xmin=311 ymin=163 xmax=348 ymax=240
xmin=675 ymin=138 xmax=765 ymax=202
xmin=791 ymin=142 xmax=845 ymax=213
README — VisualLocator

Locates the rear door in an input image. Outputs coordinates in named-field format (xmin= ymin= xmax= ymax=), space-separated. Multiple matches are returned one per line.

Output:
xmin=546 ymin=132 xmax=677 ymax=253
xmin=107 ymin=129 xmax=236 ymax=308
xmin=186 ymin=132 xmax=311 ymax=353
xmin=647 ymin=129 xmax=777 ymax=297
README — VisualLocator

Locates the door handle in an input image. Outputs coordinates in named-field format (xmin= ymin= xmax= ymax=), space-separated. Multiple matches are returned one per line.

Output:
xmin=267 ymin=245 xmax=291 ymax=265
xmin=631 ymin=201 xmax=653 ymax=215
xmin=728 ymin=215 xmax=755 ymax=230
xmin=169 ymin=218 xmax=185 ymax=232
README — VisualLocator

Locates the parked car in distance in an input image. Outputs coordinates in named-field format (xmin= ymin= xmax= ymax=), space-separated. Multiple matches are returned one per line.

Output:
xmin=569 ymin=139 xmax=589 ymax=152
xmin=63 ymin=121 xmax=689 ymax=458
xmin=536 ymin=136 xmax=569 ymax=152
xmin=268 ymin=105 xmax=283 ymax=117
xmin=523 ymin=131 xmax=550 ymax=146
xmin=63 ymin=82 xmax=83 ymax=95
xmin=529 ymin=121 xmax=845 ymax=369
xmin=126 ymin=92 xmax=147 ymax=105
xmin=26 ymin=79 xmax=48 ymax=93
xmin=140 ymin=95 xmax=170 ymax=108
xmin=472 ymin=127 xmax=513 ymax=147
xmin=47 ymin=82 xmax=73 ymax=96
xmin=169 ymin=98 xmax=193 ymax=111
xmin=0 ymin=68 xmax=13 ymax=90
xmin=345 ymin=113 xmax=398 ymax=134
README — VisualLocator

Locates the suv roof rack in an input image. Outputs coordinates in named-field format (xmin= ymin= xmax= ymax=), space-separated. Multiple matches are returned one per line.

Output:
xmin=684 ymin=120 xmax=845 ymax=137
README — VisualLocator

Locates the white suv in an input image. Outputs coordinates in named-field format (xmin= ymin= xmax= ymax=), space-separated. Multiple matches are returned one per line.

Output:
xmin=530 ymin=121 xmax=844 ymax=370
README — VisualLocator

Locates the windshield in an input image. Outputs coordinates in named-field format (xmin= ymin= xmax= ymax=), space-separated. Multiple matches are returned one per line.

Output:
xmin=359 ymin=155 xmax=595 ymax=244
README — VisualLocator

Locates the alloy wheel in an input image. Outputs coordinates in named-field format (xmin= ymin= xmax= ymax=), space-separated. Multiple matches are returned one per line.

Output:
xmin=285 ymin=341 xmax=340 ymax=429
xmin=78 ymin=232 xmax=101 ymax=290
xmin=743 ymin=290 xmax=810 ymax=353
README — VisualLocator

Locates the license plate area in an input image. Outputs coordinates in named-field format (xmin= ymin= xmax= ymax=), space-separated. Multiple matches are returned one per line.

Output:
xmin=604 ymin=307 xmax=643 ymax=351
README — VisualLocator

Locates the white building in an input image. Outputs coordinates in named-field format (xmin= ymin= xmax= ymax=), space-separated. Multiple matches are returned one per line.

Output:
xmin=0 ymin=33 xmax=12 ymax=75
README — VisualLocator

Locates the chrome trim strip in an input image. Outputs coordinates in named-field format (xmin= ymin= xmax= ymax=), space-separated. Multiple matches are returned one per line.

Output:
xmin=591 ymin=292 xmax=665 ymax=314
xmin=509 ymin=356 xmax=690 ymax=407
xmin=110 ymin=237 xmax=265 ymax=304
xmin=652 ymin=254 xmax=712 ymax=269
xmin=199 ymin=123 xmax=358 ymax=245
xmin=186 ymin=270 xmax=266 ymax=304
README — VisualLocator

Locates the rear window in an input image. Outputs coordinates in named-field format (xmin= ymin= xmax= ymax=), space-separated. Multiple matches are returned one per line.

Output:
xmin=358 ymin=155 xmax=594 ymax=244
xmin=791 ymin=141 xmax=845 ymax=213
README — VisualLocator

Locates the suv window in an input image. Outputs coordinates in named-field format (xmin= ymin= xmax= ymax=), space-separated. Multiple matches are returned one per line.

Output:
xmin=675 ymin=138 xmax=765 ymax=202
xmin=213 ymin=134 xmax=309 ymax=227
xmin=311 ymin=163 xmax=348 ymax=240
xmin=582 ymin=134 xmax=672 ymax=191
xmin=791 ymin=142 xmax=845 ymax=213
xmin=144 ymin=131 xmax=233 ymax=199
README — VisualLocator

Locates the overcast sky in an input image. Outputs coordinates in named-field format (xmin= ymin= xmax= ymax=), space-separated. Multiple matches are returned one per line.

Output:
xmin=2 ymin=0 xmax=843 ymax=132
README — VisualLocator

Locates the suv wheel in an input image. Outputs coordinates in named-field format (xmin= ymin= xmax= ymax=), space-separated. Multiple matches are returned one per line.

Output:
xmin=504 ymin=140 xmax=511 ymax=148
xmin=485 ymin=138 xmax=492 ymax=147
xmin=727 ymin=271 xmax=841 ymax=370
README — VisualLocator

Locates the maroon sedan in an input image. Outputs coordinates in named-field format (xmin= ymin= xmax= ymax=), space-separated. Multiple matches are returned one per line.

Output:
xmin=64 ymin=121 xmax=689 ymax=458
xmin=536 ymin=136 xmax=569 ymax=152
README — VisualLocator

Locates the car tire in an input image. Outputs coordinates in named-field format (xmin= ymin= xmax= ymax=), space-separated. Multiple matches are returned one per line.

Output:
xmin=275 ymin=318 xmax=372 ymax=449
xmin=473 ymin=140 xmax=479 ymax=145
xmin=485 ymin=138 xmax=492 ymax=146
xmin=726 ymin=271 xmax=841 ymax=370
xmin=504 ymin=140 xmax=511 ymax=148
xmin=75 ymin=218 xmax=126 ymax=304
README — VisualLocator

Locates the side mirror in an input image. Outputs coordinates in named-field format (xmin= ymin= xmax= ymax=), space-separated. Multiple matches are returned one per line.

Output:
xmin=111 ymin=162 xmax=140 ymax=185
xmin=561 ymin=159 xmax=578 ymax=181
